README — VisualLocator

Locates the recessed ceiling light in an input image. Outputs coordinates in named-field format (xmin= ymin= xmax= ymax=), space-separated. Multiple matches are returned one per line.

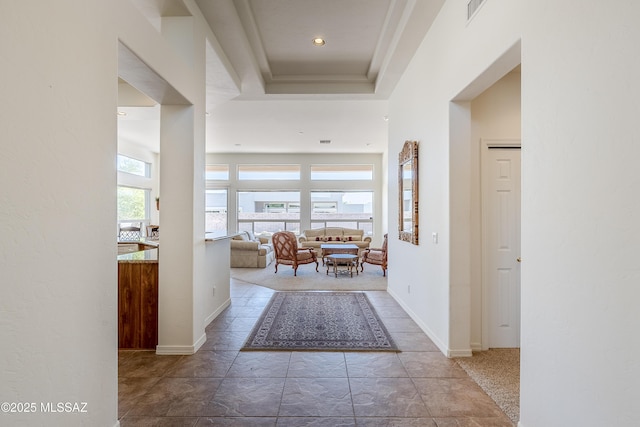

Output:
xmin=312 ymin=38 xmax=325 ymax=47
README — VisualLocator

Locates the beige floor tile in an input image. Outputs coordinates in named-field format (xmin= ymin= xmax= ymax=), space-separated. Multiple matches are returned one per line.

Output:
xmin=118 ymin=281 xmax=515 ymax=426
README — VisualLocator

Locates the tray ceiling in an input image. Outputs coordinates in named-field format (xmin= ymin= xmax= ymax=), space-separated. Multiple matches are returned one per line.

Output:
xmin=119 ymin=0 xmax=445 ymax=153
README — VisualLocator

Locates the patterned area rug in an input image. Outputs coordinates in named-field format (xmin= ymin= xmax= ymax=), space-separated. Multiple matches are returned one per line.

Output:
xmin=241 ymin=291 xmax=398 ymax=352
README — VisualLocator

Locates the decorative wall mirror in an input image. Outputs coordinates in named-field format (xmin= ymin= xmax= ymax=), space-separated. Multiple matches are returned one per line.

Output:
xmin=398 ymin=140 xmax=419 ymax=244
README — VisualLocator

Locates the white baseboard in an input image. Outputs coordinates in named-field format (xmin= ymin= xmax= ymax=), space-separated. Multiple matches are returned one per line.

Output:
xmin=470 ymin=341 xmax=483 ymax=352
xmin=155 ymin=299 xmax=232 ymax=356
xmin=193 ymin=332 xmax=206 ymax=353
xmin=203 ymin=298 xmax=231 ymax=328
xmin=113 ymin=420 xmax=121 ymax=427
xmin=387 ymin=287 xmax=453 ymax=356
xmin=156 ymin=332 xmax=206 ymax=355
xmin=448 ymin=348 xmax=473 ymax=357
xmin=155 ymin=345 xmax=196 ymax=355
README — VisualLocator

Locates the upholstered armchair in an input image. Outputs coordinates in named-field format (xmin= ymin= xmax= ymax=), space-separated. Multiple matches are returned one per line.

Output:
xmin=360 ymin=234 xmax=388 ymax=276
xmin=272 ymin=231 xmax=319 ymax=276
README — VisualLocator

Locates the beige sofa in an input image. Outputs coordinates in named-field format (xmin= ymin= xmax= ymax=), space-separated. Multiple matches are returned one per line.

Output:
xmin=298 ymin=227 xmax=371 ymax=256
xmin=230 ymin=231 xmax=275 ymax=268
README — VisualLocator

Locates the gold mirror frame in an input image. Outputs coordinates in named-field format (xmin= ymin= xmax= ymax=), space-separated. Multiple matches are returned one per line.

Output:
xmin=398 ymin=140 xmax=419 ymax=244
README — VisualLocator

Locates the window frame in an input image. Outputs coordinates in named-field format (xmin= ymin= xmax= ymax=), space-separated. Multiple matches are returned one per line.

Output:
xmin=206 ymin=164 xmax=230 ymax=181
xmin=310 ymin=164 xmax=374 ymax=181
xmin=117 ymin=154 xmax=151 ymax=178
xmin=237 ymin=164 xmax=301 ymax=181
xmin=117 ymin=185 xmax=151 ymax=223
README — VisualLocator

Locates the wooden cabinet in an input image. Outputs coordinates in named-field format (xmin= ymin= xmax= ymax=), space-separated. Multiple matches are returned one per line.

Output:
xmin=118 ymin=262 xmax=158 ymax=349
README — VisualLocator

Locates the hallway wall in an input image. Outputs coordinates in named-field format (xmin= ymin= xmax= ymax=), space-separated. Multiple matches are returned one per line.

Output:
xmin=519 ymin=1 xmax=640 ymax=426
xmin=1 ymin=2 xmax=122 ymax=425
xmin=389 ymin=0 xmax=640 ymax=425
xmin=387 ymin=0 xmax=523 ymax=356
xmin=0 ymin=0 xmax=216 ymax=425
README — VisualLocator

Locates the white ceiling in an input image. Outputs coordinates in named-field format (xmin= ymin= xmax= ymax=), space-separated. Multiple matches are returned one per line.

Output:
xmin=118 ymin=0 xmax=444 ymax=154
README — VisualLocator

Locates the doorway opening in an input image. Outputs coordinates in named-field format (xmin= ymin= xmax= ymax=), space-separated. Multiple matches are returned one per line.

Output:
xmin=448 ymin=40 xmax=521 ymax=424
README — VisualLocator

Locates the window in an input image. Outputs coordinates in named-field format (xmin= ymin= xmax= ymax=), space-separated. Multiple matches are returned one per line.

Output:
xmin=117 ymin=186 xmax=149 ymax=221
xmin=117 ymin=154 xmax=150 ymax=178
xmin=237 ymin=191 xmax=300 ymax=235
xmin=238 ymin=164 xmax=300 ymax=180
xmin=206 ymin=164 xmax=229 ymax=181
xmin=310 ymin=164 xmax=373 ymax=180
xmin=206 ymin=189 xmax=228 ymax=233
xmin=310 ymin=191 xmax=373 ymax=236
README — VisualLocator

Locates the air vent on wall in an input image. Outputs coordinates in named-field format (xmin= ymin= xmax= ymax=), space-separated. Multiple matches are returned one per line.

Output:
xmin=319 ymin=140 xmax=331 ymax=144
xmin=467 ymin=0 xmax=486 ymax=20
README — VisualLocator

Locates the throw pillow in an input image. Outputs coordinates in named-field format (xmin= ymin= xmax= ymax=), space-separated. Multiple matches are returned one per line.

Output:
xmin=234 ymin=232 xmax=250 ymax=241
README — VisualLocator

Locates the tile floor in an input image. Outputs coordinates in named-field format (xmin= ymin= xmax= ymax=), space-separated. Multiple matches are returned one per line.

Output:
xmin=118 ymin=279 xmax=515 ymax=426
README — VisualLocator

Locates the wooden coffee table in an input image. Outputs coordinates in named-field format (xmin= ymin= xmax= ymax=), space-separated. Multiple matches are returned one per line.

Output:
xmin=325 ymin=253 xmax=359 ymax=277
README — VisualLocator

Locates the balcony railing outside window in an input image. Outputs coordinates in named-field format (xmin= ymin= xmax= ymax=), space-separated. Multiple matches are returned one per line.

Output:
xmin=310 ymin=190 xmax=373 ymax=236
xmin=206 ymin=189 xmax=228 ymax=233
xmin=205 ymin=163 xmax=377 ymax=239
xmin=237 ymin=191 xmax=300 ymax=236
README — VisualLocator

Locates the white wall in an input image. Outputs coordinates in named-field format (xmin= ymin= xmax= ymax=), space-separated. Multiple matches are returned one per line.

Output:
xmin=203 ymin=238 xmax=232 ymax=329
xmin=388 ymin=0 xmax=522 ymax=356
xmin=520 ymin=1 xmax=640 ymax=426
xmin=0 ymin=2 xmax=120 ymax=425
xmin=389 ymin=0 xmax=640 ymax=425
xmin=119 ymin=0 xmax=222 ymax=356
xmin=0 ymin=0 xmax=223 ymax=424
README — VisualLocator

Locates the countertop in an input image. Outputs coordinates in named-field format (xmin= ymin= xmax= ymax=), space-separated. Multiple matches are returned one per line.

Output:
xmin=117 ymin=233 xmax=237 ymax=263
xmin=117 ymin=239 xmax=159 ymax=263
xmin=117 ymin=248 xmax=158 ymax=263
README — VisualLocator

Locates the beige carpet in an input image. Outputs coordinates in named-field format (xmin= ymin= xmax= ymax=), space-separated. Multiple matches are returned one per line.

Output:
xmin=231 ymin=264 xmax=387 ymax=291
xmin=455 ymin=349 xmax=520 ymax=425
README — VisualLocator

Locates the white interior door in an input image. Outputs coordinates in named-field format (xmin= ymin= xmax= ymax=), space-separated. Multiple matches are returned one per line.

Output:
xmin=482 ymin=143 xmax=521 ymax=348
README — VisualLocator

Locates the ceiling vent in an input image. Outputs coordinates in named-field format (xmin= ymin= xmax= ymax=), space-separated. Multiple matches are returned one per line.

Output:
xmin=319 ymin=140 xmax=331 ymax=144
xmin=467 ymin=0 xmax=486 ymax=20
